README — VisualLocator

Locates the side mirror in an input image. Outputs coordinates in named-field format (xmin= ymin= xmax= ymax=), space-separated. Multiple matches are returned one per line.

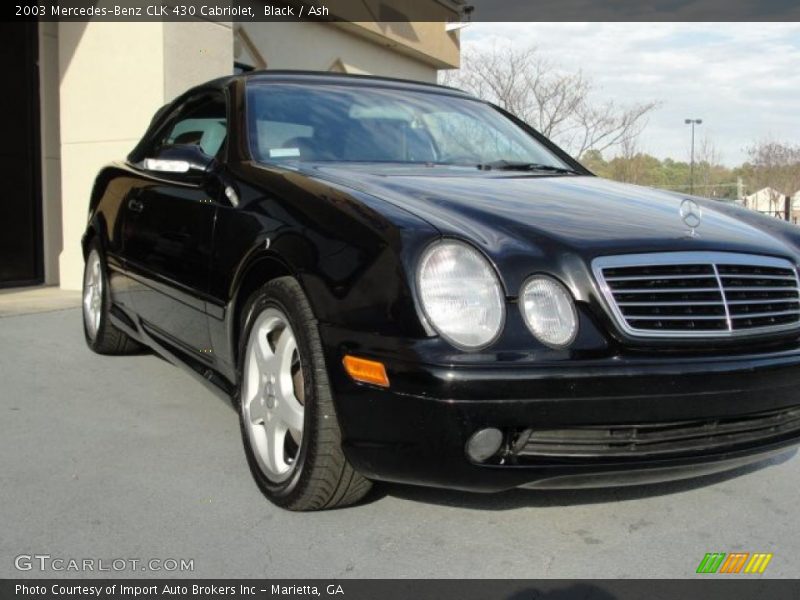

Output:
xmin=142 ymin=144 xmax=215 ymax=176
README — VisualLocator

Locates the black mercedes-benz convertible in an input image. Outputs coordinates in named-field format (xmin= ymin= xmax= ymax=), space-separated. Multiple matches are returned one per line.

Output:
xmin=82 ymin=71 xmax=800 ymax=510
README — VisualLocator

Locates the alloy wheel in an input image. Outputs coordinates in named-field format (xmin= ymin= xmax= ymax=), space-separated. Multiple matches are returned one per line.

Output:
xmin=241 ymin=308 xmax=306 ymax=482
xmin=83 ymin=249 xmax=103 ymax=340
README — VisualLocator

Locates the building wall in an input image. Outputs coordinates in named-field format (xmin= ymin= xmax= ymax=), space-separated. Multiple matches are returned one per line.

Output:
xmin=49 ymin=22 xmax=233 ymax=290
xmin=744 ymin=187 xmax=797 ymax=222
xmin=163 ymin=22 xmax=234 ymax=100
xmin=339 ymin=21 xmax=460 ymax=69
xmin=237 ymin=22 xmax=444 ymax=82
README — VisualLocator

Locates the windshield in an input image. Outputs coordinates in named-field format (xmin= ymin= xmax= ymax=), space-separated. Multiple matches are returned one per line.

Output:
xmin=246 ymin=82 xmax=571 ymax=169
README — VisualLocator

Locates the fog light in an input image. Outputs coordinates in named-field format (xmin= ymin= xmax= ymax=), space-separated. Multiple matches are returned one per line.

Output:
xmin=465 ymin=428 xmax=503 ymax=462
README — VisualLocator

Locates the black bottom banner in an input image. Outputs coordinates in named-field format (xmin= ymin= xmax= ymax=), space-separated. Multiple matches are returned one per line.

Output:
xmin=3 ymin=579 xmax=800 ymax=600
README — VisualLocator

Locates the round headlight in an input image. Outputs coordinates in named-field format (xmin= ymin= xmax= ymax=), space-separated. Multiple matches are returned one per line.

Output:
xmin=417 ymin=241 xmax=505 ymax=349
xmin=519 ymin=276 xmax=578 ymax=348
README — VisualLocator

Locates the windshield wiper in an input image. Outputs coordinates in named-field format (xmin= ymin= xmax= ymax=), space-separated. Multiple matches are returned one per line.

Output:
xmin=476 ymin=160 xmax=580 ymax=174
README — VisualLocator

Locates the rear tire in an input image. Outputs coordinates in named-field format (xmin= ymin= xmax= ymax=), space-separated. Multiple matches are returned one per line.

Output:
xmin=82 ymin=241 xmax=142 ymax=355
xmin=236 ymin=277 xmax=372 ymax=511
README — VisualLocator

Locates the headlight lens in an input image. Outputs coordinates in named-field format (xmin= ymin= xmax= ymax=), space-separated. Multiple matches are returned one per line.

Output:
xmin=519 ymin=276 xmax=578 ymax=348
xmin=417 ymin=241 xmax=505 ymax=349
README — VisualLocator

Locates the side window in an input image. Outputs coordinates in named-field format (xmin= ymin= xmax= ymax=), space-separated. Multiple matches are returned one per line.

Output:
xmin=156 ymin=94 xmax=228 ymax=158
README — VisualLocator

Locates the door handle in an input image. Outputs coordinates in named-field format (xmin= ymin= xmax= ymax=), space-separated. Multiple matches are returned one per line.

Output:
xmin=128 ymin=198 xmax=144 ymax=213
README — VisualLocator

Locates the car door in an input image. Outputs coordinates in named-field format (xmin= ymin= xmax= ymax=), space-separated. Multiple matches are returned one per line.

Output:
xmin=122 ymin=92 xmax=228 ymax=358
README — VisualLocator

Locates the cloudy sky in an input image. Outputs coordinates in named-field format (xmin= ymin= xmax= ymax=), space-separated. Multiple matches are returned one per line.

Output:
xmin=460 ymin=23 xmax=800 ymax=165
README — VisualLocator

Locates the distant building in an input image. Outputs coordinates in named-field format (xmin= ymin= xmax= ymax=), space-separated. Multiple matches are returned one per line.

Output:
xmin=743 ymin=187 xmax=798 ymax=223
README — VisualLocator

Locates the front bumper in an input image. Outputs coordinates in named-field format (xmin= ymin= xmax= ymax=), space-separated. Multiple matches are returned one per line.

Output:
xmin=322 ymin=329 xmax=800 ymax=492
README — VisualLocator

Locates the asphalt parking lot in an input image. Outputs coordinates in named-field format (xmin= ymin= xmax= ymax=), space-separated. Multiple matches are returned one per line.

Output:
xmin=2 ymin=306 xmax=799 ymax=579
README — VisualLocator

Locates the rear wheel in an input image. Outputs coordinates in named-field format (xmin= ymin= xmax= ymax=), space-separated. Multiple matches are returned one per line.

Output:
xmin=82 ymin=242 xmax=142 ymax=355
xmin=237 ymin=277 xmax=372 ymax=510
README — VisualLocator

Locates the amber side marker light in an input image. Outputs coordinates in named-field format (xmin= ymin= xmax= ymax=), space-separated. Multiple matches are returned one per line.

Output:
xmin=343 ymin=355 xmax=390 ymax=387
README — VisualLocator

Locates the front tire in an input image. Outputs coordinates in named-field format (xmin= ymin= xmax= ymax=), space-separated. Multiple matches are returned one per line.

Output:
xmin=236 ymin=277 xmax=372 ymax=510
xmin=82 ymin=241 xmax=142 ymax=355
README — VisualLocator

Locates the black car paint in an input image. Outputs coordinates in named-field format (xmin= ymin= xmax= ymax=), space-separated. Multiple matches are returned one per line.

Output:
xmin=83 ymin=71 xmax=800 ymax=491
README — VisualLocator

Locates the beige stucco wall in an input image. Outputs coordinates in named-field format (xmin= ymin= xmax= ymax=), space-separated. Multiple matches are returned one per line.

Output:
xmin=339 ymin=22 xmax=460 ymax=69
xmin=54 ymin=22 xmax=233 ymax=290
xmin=321 ymin=0 xmax=461 ymax=69
xmin=237 ymin=22 xmax=439 ymax=82
xmin=163 ymin=22 xmax=233 ymax=100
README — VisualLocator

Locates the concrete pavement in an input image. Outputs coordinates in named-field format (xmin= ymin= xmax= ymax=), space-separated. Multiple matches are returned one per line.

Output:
xmin=0 ymin=286 xmax=80 ymax=317
xmin=1 ymin=307 xmax=798 ymax=579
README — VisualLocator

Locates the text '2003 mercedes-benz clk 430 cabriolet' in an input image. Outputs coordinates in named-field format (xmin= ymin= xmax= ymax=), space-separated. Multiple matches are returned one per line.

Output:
xmin=82 ymin=71 xmax=800 ymax=510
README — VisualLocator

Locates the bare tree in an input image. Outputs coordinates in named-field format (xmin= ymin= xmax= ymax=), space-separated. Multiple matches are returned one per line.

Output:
xmin=696 ymin=135 xmax=723 ymax=194
xmin=745 ymin=140 xmax=800 ymax=195
xmin=743 ymin=140 xmax=800 ymax=220
xmin=609 ymin=133 xmax=643 ymax=183
xmin=440 ymin=43 xmax=659 ymax=157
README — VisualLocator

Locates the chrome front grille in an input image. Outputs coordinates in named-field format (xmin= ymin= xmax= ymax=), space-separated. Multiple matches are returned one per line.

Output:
xmin=593 ymin=252 xmax=800 ymax=338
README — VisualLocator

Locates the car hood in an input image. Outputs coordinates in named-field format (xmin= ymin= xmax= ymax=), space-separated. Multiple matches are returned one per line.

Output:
xmin=306 ymin=165 xmax=800 ymax=293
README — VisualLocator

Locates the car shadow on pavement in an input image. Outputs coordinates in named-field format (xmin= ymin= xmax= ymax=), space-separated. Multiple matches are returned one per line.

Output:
xmin=375 ymin=450 xmax=797 ymax=510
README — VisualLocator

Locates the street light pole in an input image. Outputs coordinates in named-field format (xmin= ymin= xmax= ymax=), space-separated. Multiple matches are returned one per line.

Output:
xmin=684 ymin=118 xmax=702 ymax=195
